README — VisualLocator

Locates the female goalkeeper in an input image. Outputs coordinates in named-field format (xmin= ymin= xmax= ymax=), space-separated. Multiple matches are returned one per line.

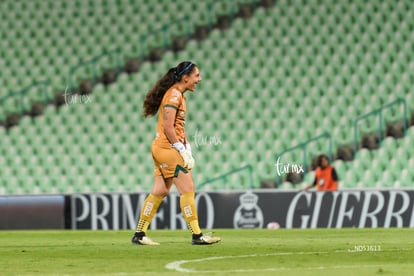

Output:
xmin=131 ymin=61 xmax=221 ymax=245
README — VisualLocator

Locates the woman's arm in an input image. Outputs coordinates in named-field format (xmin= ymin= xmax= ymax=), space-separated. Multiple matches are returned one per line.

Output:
xmin=163 ymin=106 xmax=179 ymax=144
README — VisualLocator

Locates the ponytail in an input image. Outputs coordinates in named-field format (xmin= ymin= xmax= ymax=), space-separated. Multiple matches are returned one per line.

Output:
xmin=143 ymin=68 xmax=176 ymax=117
xmin=142 ymin=61 xmax=196 ymax=117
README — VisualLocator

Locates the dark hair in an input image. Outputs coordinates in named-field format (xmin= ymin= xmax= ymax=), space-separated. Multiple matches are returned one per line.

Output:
xmin=143 ymin=61 xmax=196 ymax=117
xmin=317 ymin=154 xmax=330 ymax=167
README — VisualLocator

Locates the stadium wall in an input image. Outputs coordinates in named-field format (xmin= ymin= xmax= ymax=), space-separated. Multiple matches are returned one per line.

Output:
xmin=0 ymin=195 xmax=65 ymax=229
xmin=1 ymin=190 xmax=414 ymax=230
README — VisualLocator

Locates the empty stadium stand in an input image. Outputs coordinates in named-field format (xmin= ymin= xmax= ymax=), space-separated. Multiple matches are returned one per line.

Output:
xmin=0 ymin=0 xmax=413 ymax=194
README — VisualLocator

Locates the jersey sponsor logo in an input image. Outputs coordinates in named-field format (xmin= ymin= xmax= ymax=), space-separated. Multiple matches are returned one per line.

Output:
xmin=319 ymin=178 xmax=325 ymax=187
xmin=143 ymin=202 xmax=154 ymax=217
xmin=183 ymin=205 xmax=193 ymax=218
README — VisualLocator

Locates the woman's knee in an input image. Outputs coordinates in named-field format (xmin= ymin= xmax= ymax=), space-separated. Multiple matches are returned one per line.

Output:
xmin=174 ymin=172 xmax=195 ymax=194
xmin=152 ymin=187 xmax=169 ymax=197
xmin=151 ymin=176 xmax=171 ymax=197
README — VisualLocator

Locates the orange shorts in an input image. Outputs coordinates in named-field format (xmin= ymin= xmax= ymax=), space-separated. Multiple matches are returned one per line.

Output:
xmin=152 ymin=143 xmax=189 ymax=178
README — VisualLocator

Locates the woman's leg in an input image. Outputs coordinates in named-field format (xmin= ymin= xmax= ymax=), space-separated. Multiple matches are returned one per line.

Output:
xmin=135 ymin=176 xmax=173 ymax=233
xmin=173 ymin=171 xmax=201 ymax=235
xmin=174 ymin=170 xmax=220 ymax=244
xmin=132 ymin=176 xmax=173 ymax=245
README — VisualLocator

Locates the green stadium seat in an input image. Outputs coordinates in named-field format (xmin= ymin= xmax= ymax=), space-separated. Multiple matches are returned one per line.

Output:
xmin=2 ymin=0 xmax=414 ymax=194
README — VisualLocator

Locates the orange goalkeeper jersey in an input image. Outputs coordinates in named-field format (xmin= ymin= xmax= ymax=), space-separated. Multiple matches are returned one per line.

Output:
xmin=153 ymin=85 xmax=187 ymax=148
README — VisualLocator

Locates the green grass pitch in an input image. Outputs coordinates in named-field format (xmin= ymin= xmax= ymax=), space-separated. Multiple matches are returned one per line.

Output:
xmin=0 ymin=228 xmax=413 ymax=275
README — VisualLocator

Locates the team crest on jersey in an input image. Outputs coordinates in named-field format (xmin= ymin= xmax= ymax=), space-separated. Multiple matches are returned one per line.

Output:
xmin=172 ymin=89 xmax=181 ymax=97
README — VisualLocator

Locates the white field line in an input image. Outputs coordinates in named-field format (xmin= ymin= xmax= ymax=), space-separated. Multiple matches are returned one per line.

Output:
xmin=166 ymin=248 xmax=412 ymax=273
xmin=166 ymin=251 xmax=328 ymax=273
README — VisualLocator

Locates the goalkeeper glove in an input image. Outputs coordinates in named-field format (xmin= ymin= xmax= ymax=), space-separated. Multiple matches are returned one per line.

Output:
xmin=172 ymin=142 xmax=195 ymax=169
xmin=185 ymin=143 xmax=195 ymax=169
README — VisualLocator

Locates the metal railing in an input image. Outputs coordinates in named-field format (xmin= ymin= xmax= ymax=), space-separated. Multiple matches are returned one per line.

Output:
xmin=198 ymin=164 xmax=254 ymax=190
xmin=137 ymin=0 xmax=261 ymax=59
xmin=67 ymin=48 xmax=123 ymax=92
xmin=0 ymin=80 xmax=50 ymax=118
xmin=1 ymin=0 xmax=264 ymax=123
xmin=353 ymin=98 xmax=407 ymax=154
xmin=275 ymin=132 xmax=333 ymax=185
xmin=139 ymin=15 xmax=193 ymax=59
